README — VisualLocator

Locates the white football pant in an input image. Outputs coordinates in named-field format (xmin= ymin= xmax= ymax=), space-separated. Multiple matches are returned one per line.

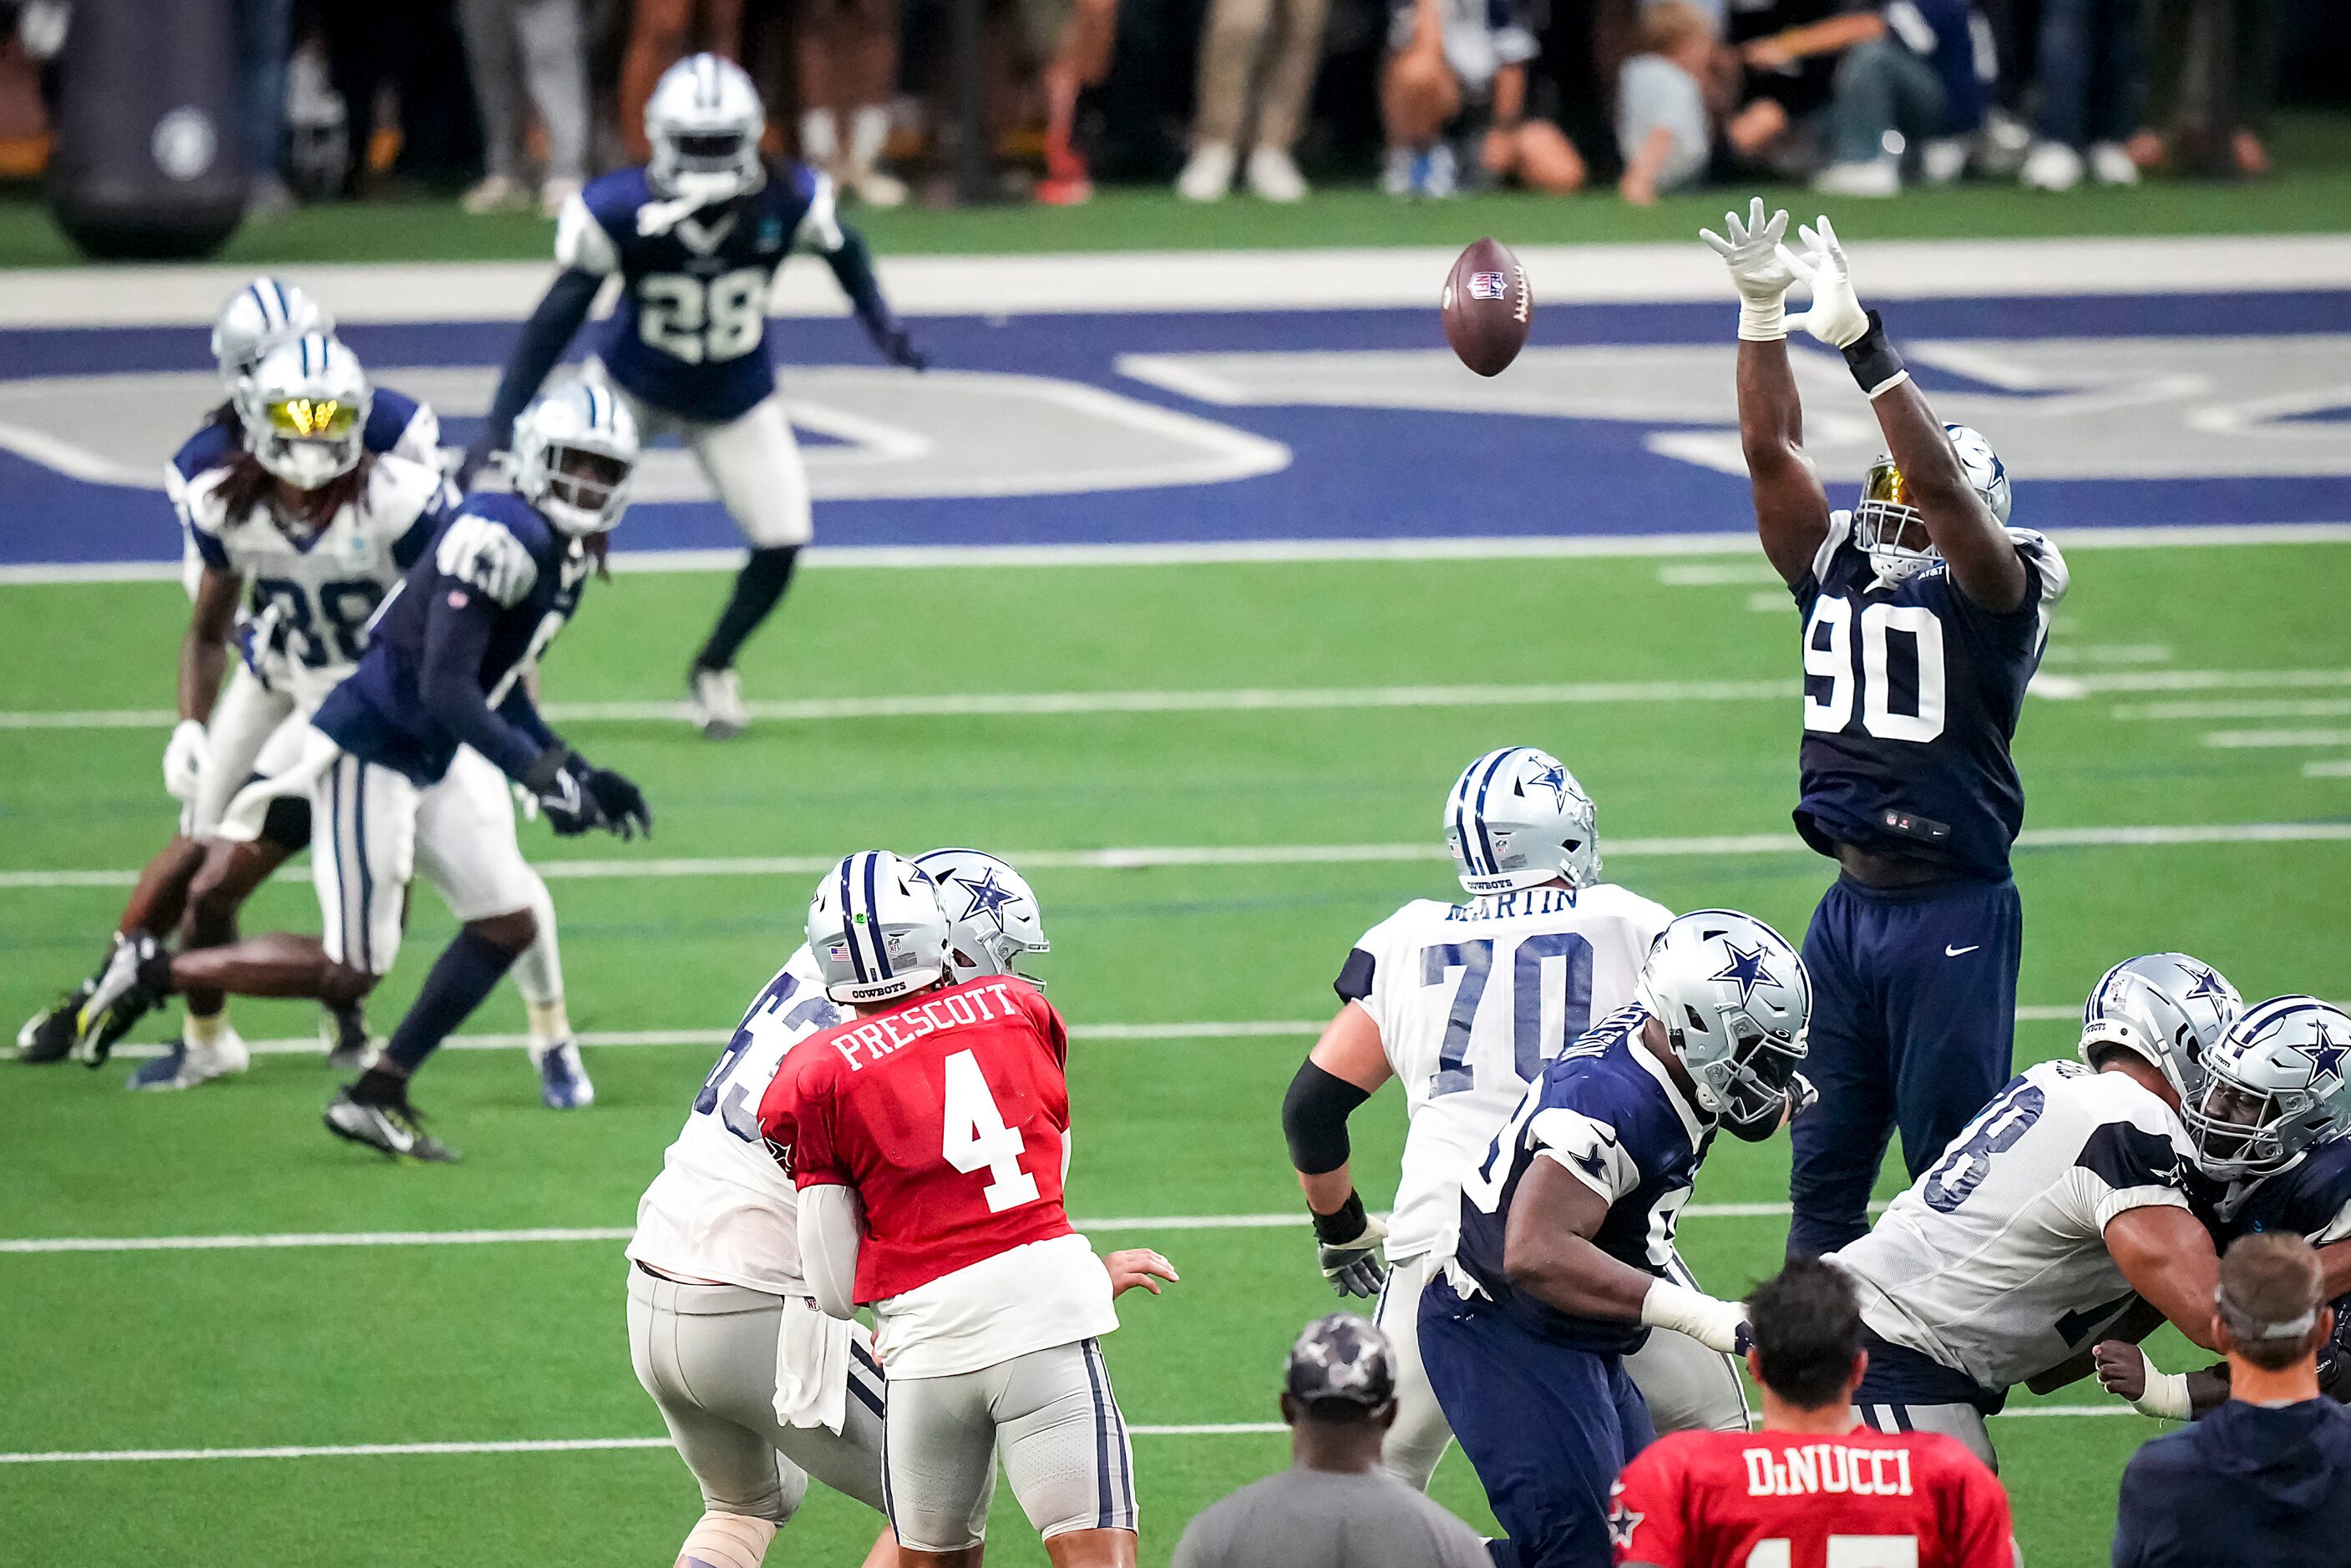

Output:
xmin=618 ymin=386 xmax=813 ymax=548
xmin=181 ymin=663 xmax=295 ymax=839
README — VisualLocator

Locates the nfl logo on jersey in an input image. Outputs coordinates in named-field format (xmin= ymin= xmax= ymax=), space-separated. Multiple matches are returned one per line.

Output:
xmin=1467 ymin=271 xmax=1508 ymax=301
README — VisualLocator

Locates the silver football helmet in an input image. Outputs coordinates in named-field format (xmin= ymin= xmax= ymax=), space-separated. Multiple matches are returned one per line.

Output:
xmin=236 ymin=333 xmax=370 ymax=489
xmin=645 ymin=53 xmax=766 ymax=206
xmin=1637 ymin=909 xmax=1811 ymax=1138
xmin=806 ymin=851 xmax=950 ymax=1006
xmin=2185 ymin=996 xmax=2351 ymax=1181
xmin=211 ymin=277 xmax=334 ymax=392
xmin=1444 ymin=746 xmax=1602 ymax=897
xmin=2077 ymin=953 xmax=2242 ymax=1109
xmin=513 ymin=382 xmax=639 ymax=537
xmin=1853 ymin=422 xmax=2011 ymax=587
xmin=915 ymin=848 xmax=1050 ymax=987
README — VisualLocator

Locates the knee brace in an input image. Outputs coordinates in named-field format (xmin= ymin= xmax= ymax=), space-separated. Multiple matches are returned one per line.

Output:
xmin=677 ymin=1511 xmax=777 ymax=1568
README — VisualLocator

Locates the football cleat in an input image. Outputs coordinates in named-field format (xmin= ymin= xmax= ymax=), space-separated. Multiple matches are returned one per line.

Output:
xmin=74 ymin=933 xmax=165 ymax=1066
xmin=688 ymin=666 xmax=748 ymax=740
xmin=127 ymin=1029 xmax=251 ymax=1091
xmin=321 ymin=1000 xmax=372 ymax=1072
xmin=17 ymin=980 xmax=94 ymax=1064
xmin=325 ymin=1087 xmax=459 ymax=1163
xmin=530 ymin=1037 xmax=595 ymax=1110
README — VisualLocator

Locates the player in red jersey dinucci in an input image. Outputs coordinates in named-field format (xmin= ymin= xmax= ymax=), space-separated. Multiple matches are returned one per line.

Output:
xmin=1610 ymin=1258 xmax=2015 ymax=1568
xmin=758 ymin=850 xmax=1173 ymax=1568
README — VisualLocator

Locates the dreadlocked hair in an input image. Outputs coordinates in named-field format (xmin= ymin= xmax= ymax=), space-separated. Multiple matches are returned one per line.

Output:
xmin=211 ymin=450 xmax=377 ymax=534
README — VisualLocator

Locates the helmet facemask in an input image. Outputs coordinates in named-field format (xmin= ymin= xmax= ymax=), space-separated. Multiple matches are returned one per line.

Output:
xmin=2187 ymin=1075 xmax=2317 ymax=1181
xmin=1853 ymin=458 xmax=1940 ymax=589
xmin=536 ymin=443 xmax=633 ymax=536
xmin=1678 ymin=1007 xmax=1806 ymax=1141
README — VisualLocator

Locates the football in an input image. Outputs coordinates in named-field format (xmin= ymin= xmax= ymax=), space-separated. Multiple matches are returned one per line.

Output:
xmin=1440 ymin=236 xmax=1533 ymax=377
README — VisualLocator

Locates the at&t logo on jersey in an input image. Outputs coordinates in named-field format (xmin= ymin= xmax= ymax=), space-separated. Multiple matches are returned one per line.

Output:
xmin=1742 ymin=1444 xmax=1915 ymax=1499
xmin=1467 ymin=271 xmax=1508 ymax=301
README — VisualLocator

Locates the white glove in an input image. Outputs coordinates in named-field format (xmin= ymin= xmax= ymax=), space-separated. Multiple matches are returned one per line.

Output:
xmin=1641 ymin=1278 xmax=1751 ymax=1355
xmin=1779 ymin=216 xmax=1872 ymax=350
xmin=162 ymin=719 xmax=207 ymax=802
xmin=1699 ymin=198 xmax=1798 ymax=341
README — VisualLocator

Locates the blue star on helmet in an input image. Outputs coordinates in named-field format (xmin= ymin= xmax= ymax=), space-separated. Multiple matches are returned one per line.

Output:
xmin=950 ymin=867 xmax=1020 ymax=930
xmin=1527 ymin=761 xmax=1574 ymax=811
xmin=2181 ymin=962 xmax=2231 ymax=1003
xmin=1710 ymin=941 xmax=1771 ymax=1004
xmin=2301 ymin=1025 xmax=2349 ymax=1087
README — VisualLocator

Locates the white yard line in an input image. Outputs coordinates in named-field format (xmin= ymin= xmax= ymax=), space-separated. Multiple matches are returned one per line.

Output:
xmin=4 ymin=523 xmax=2348 ymax=588
xmin=2115 ymin=699 xmax=2351 ymax=721
xmin=2308 ymin=760 xmax=2351 ymax=778
xmin=8 ymin=818 xmax=2348 ymax=892
xmin=2206 ymin=729 xmax=2351 ymax=748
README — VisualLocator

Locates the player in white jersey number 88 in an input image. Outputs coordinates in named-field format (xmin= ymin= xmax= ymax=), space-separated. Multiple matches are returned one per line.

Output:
xmin=1279 ymin=746 xmax=1759 ymax=1492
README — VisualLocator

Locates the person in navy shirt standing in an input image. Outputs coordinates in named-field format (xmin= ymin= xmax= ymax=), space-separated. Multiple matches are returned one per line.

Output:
xmin=1703 ymin=201 xmax=2070 ymax=1259
xmin=467 ymin=52 xmax=926 ymax=742
xmin=1420 ymin=910 xmax=1812 ymax=1567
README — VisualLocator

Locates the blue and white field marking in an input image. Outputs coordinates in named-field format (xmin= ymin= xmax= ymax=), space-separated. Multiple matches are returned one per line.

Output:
xmin=0 ymin=238 xmax=2347 ymax=571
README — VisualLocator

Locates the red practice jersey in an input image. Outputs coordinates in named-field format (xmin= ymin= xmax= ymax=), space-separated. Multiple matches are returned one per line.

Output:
xmin=1609 ymin=1428 xmax=2015 ymax=1568
xmin=757 ymin=975 xmax=1076 ymax=1303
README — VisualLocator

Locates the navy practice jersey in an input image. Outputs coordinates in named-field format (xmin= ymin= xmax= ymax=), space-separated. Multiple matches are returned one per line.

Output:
xmin=1452 ymin=1004 xmax=1713 ymax=1353
xmin=555 ymin=163 xmax=839 ymax=422
xmin=2210 ymin=1141 xmax=2351 ymax=1403
xmin=1792 ymin=513 xmax=2069 ymax=880
xmin=313 ymin=493 xmax=589 ymax=786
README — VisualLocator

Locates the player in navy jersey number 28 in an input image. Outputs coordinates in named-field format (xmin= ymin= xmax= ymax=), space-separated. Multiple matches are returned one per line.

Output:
xmin=469 ymin=53 xmax=927 ymax=741
xmin=1703 ymin=201 xmax=2071 ymax=1258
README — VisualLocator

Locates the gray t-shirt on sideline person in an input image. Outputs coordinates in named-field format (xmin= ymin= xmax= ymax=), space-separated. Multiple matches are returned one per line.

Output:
xmin=1616 ymin=54 xmax=1712 ymax=190
xmin=1173 ymin=1465 xmax=1491 ymax=1568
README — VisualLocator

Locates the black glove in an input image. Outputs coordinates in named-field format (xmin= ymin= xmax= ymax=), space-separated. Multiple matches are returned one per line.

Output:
xmin=582 ymin=766 xmax=652 ymax=840
xmin=1312 ymin=1191 xmax=1389 ymax=1299
xmin=523 ymin=747 xmax=607 ymax=837
xmin=870 ymin=323 xmax=930 ymax=372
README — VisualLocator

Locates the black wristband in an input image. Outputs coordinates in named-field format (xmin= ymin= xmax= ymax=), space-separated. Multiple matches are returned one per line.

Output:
xmin=1841 ymin=309 xmax=1907 ymax=397
xmin=1311 ymin=1191 xmax=1369 ymax=1246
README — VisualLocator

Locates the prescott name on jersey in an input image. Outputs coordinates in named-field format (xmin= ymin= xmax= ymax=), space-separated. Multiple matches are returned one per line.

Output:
xmin=1452 ymin=1003 xmax=1712 ymax=1355
xmin=757 ymin=974 xmax=1117 ymax=1378
xmin=312 ymin=492 xmax=589 ymax=787
xmin=1792 ymin=513 xmax=2069 ymax=879
xmin=1830 ymin=1059 xmax=2196 ymax=1400
xmin=1339 ymin=883 xmax=1673 ymax=1265
xmin=1609 ymin=1427 xmax=2015 ymax=1568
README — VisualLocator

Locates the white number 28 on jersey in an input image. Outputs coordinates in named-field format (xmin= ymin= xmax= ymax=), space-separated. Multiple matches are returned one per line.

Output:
xmin=638 ymin=267 xmax=768 ymax=364
xmin=941 ymin=1049 xmax=1042 ymax=1213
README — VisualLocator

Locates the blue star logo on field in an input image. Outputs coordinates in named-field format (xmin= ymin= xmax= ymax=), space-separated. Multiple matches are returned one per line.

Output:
xmin=950 ymin=867 xmax=1020 ymax=929
xmin=2182 ymin=962 xmax=2232 ymax=1002
xmin=2301 ymin=1025 xmax=2349 ymax=1086
xmin=1710 ymin=942 xmax=1771 ymax=1004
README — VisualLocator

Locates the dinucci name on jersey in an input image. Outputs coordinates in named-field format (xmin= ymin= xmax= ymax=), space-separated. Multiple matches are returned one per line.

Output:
xmin=1340 ymin=883 xmax=1673 ymax=1263
xmin=1740 ymin=1443 xmax=1918 ymax=1500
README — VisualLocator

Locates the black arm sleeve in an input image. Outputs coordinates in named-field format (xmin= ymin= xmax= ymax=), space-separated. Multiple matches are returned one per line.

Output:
xmin=496 ymin=685 xmax=560 ymax=756
xmin=420 ymin=591 xmax=555 ymax=782
xmin=1283 ymin=1060 xmax=1373 ymax=1176
xmin=474 ymin=269 xmax=603 ymax=463
xmin=822 ymin=222 xmax=895 ymax=337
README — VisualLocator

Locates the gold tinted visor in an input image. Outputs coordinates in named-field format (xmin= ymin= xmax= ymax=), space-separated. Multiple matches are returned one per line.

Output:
xmin=261 ymin=397 xmax=357 ymax=439
xmin=1861 ymin=458 xmax=1910 ymax=508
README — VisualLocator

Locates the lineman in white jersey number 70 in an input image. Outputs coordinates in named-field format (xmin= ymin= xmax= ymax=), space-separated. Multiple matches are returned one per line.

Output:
xmin=628 ymin=849 xmax=1173 ymax=1568
xmin=1279 ymin=746 xmax=1760 ymax=1494
xmin=1823 ymin=951 xmax=2246 ymax=1468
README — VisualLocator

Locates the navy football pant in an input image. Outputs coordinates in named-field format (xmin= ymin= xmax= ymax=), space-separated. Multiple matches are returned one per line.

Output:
xmin=1418 ymin=1275 xmax=1654 ymax=1568
xmin=1787 ymin=873 xmax=2023 ymax=1257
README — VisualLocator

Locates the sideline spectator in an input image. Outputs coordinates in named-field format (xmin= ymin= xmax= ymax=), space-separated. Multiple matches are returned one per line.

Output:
xmin=618 ymin=0 xmax=743 ymax=161
xmin=1171 ymin=1314 xmax=1487 ymax=1568
xmin=455 ymin=0 xmax=590 ymax=215
xmin=2135 ymin=0 xmax=2278 ymax=178
xmin=234 ymin=0 xmax=296 ymax=213
xmin=2112 ymin=1233 xmax=2351 ymax=1568
xmin=1739 ymin=0 xmax=1987 ymax=195
xmin=1616 ymin=0 xmax=1720 ymax=204
xmin=2019 ymin=0 xmax=2141 ymax=189
xmin=1176 ymin=0 xmax=1330 ymax=202
xmin=1026 ymin=0 xmax=1120 ymax=203
xmin=1382 ymin=0 xmax=1584 ymax=198
xmin=797 ymin=0 xmax=907 ymax=207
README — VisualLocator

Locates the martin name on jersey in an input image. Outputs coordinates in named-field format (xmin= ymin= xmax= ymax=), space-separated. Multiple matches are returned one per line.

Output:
xmin=183 ymin=454 xmax=450 ymax=706
xmin=1794 ymin=513 xmax=2069 ymax=878
xmin=1340 ymin=883 xmax=1673 ymax=1264
xmin=1830 ymin=1059 xmax=2196 ymax=1402
xmin=631 ymin=946 xmax=845 ymax=1294
xmin=1452 ymin=1002 xmax=1713 ymax=1354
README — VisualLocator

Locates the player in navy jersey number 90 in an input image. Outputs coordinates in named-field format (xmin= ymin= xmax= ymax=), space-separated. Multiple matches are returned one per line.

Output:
xmin=469 ymin=53 xmax=928 ymax=742
xmin=1702 ymin=200 xmax=2071 ymax=1260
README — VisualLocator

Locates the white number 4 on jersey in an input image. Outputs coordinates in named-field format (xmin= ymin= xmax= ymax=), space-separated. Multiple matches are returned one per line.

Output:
xmin=942 ymin=1049 xmax=1041 ymax=1213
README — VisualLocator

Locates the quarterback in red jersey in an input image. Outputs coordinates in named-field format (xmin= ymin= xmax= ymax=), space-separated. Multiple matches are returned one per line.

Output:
xmin=758 ymin=851 xmax=1152 ymax=1568
xmin=1611 ymin=1259 xmax=2014 ymax=1568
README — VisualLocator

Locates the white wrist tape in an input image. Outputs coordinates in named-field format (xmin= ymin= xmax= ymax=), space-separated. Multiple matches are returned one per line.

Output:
xmin=1641 ymin=1279 xmax=1747 ymax=1353
xmin=1738 ymin=296 xmax=1788 ymax=342
xmin=2128 ymin=1350 xmax=2192 ymax=1421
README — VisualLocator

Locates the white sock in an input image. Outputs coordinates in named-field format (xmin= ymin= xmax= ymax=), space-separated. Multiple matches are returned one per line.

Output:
xmin=799 ymin=109 xmax=839 ymax=166
xmin=186 ymin=1011 xmax=228 ymax=1050
xmin=848 ymin=105 xmax=890 ymax=172
xmin=527 ymin=999 xmax=572 ymax=1052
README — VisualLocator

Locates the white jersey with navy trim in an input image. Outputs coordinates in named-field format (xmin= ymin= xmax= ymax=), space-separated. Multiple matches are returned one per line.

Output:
xmin=1338 ymin=883 xmax=1673 ymax=1263
xmin=1829 ymin=1059 xmax=2196 ymax=1393
xmin=630 ymin=945 xmax=849 ymax=1295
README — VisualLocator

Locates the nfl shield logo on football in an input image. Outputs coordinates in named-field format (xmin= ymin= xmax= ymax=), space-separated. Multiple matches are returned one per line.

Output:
xmin=1467 ymin=271 xmax=1507 ymax=301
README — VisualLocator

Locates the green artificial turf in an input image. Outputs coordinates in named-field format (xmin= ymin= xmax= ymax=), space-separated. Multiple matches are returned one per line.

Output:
xmin=3 ymin=544 xmax=2348 ymax=1564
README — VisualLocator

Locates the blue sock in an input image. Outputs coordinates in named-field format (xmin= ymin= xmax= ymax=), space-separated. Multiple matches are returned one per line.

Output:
xmin=385 ymin=929 xmax=516 ymax=1075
